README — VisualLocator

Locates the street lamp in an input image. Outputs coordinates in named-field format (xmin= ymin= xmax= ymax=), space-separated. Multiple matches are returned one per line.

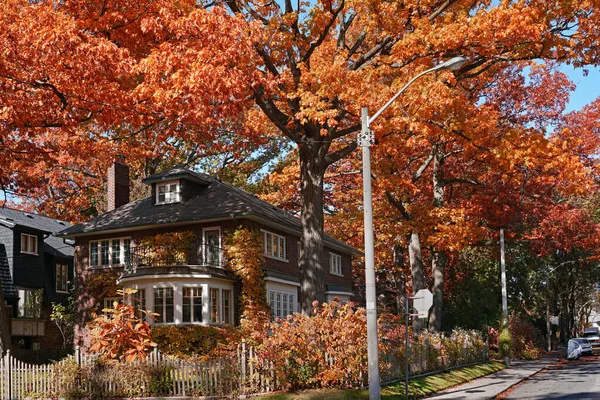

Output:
xmin=360 ymin=56 xmax=465 ymax=400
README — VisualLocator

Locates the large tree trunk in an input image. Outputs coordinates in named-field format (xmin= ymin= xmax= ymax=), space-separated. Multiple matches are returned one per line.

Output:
xmin=0 ymin=285 xmax=12 ymax=354
xmin=429 ymin=145 xmax=447 ymax=333
xmin=299 ymin=144 xmax=327 ymax=314
xmin=409 ymin=232 xmax=426 ymax=333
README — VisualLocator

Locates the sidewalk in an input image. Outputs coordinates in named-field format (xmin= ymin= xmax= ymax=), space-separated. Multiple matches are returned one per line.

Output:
xmin=424 ymin=354 xmax=561 ymax=400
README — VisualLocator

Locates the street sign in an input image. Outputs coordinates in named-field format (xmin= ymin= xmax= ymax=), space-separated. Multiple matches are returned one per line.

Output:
xmin=413 ymin=289 xmax=433 ymax=319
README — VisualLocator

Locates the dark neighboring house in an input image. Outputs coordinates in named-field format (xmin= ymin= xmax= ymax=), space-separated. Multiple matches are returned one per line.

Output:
xmin=58 ymin=161 xmax=358 ymax=347
xmin=0 ymin=208 xmax=74 ymax=352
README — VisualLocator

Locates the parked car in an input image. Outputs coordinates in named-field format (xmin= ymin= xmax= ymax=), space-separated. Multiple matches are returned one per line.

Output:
xmin=567 ymin=339 xmax=583 ymax=360
xmin=573 ymin=338 xmax=594 ymax=356
xmin=582 ymin=327 xmax=600 ymax=350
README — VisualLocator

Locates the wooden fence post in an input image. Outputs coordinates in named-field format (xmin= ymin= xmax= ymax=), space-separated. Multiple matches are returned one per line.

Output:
xmin=5 ymin=349 xmax=11 ymax=400
xmin=241 ymin=339 xmax=247 ymax=386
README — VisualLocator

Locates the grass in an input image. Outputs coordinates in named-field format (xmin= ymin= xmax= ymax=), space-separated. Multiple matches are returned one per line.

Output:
xmin=256 ymin=361 xmax=507 ymax=400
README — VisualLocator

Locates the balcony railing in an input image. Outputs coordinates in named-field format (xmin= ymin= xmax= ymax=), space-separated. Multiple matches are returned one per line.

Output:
xmin=124 ymin=242 xmax=226 ymax=271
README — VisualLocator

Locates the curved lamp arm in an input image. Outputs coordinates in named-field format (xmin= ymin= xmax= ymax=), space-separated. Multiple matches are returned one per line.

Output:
xmin=369 ymin=56 xmax=465 ymax=125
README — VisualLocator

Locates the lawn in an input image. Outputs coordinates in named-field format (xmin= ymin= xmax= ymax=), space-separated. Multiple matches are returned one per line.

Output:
xmin=256 ymin=361 xmax=506 ymax=400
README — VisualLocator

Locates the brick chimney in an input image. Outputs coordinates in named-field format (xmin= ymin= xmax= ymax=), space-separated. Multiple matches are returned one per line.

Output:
xmin=107 ymin=156 xmax=130 ymax=211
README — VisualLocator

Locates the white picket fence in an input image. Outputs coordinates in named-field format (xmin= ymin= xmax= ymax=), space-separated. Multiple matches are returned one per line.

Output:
xmin=0 ymin=341 xmax=277 ymax=400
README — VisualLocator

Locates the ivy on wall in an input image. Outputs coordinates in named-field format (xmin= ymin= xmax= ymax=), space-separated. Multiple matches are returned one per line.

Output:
xmin=226 ymin=226 xmax=271 ymax=334
xmin=139 ymin=231 xmax=197 ymax=265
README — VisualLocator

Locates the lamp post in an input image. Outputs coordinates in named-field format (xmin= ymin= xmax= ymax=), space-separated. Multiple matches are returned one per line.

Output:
xmin=360 ymin=56 xmax=465 ymax=400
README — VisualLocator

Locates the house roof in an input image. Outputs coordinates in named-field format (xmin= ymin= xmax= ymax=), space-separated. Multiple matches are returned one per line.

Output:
xmin=58 ymin=168 xmax=359 ymax=255
xmin=141 ymin=167 xmax=211 ymax=186
xmin=0 ymin=208 xmax=74 ymax=258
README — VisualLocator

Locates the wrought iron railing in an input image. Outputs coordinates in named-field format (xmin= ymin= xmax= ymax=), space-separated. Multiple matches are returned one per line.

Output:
xmin=124 ymin=242 xmax=226 ymax=271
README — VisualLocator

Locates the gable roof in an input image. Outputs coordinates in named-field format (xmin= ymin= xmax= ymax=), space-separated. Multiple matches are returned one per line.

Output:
xmin=0 ymin=208 xmax=74 ymax=258
xmin=58 ymin=169 xmax=358 ymax=255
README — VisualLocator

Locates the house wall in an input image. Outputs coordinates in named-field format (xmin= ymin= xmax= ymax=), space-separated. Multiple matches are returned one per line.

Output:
xmin=72 ymin=218 xmax=354 ymax=346
xmin=12 ymin=227 xmax=45 ymax=289
xmin=0 ymin=224 xmax=15 ymax=294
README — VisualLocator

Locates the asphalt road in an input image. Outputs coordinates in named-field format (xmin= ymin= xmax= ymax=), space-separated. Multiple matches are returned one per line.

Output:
xmin=504 ymin=355 xmax=600 ymax=399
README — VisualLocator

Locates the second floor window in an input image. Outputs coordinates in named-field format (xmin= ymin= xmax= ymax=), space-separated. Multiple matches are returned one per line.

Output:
xmin=264 ymin=231 xmax=286 ymax=260
xmin=21 ymin=233 xmax=38 ymax=255
xmin=329 ymin=253 xmax=343 ymax=276
xmin=56 ymin=263 xmax=68 ymax=293
xmin=89 ymin=238 xmax=131 ymax=267
xmin=156 ymin=181 xmax=180 ymax=204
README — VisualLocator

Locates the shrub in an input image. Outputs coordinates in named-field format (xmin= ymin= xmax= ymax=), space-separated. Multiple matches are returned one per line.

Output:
xmin=88 ymin=289 xmax=157 ymax=362
xmin=508 ymin=313 xmax=540 ymax=359
xmin=499 ymin=328 xmax=512 ymax=358
xmin=152 ymin=325 xmax=239 ymax=358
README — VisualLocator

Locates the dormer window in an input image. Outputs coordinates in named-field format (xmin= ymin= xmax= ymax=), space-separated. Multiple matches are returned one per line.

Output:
xmin=156 ymin=180 xmax=180 ymax=205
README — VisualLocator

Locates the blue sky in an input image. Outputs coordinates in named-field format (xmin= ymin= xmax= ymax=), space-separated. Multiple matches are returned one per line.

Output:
xmin=561 ymin=65 xmax=599 ymax=113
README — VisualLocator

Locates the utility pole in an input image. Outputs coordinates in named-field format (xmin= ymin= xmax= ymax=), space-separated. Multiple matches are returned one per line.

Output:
xmin=500 ymin=228 xmax=508 ymax=366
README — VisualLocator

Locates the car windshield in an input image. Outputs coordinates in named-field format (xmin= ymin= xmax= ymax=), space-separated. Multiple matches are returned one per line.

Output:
xmin=583 ymin=333 xmax=598 ymax=338
xmin=574 ymin=338 xmax=590 ymax=343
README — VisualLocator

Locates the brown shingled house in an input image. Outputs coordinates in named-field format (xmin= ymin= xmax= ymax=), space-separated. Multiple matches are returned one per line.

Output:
xmin=58 ymin=161 xmax=357 ymax=344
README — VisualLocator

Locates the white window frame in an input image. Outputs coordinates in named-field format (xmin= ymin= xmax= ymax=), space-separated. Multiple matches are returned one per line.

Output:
xmin=156 ymin=180 xmax=181 ymax=205
xmin=262 ymin=230 xmax=287 ymax=261
xmin=268 ymin=289 xmax=296 ymax=320
xmin=20 ymin=233 xmax=38 ymax=255
xmin=202 ymin=227 xmax=222 ymax=266
xmin=89 ymin=237 xmax=131 ymax=268
xmin=153 ymin=286 xmax=175 ymax=325
xmin=329 ymin=252 xmax=343 ymax=276
xmin=56 ymin=263 xmax=69 ymax=293
xmin=182 ymin=286 xmax=204 ymax=324
xmin=103 ymin=297 xmax=121 ymax=311
xmin=208 ymin=287 xmax=233 ymax=325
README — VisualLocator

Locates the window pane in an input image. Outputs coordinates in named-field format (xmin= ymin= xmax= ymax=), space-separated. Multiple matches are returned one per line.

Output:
xmin=276 ymin=293 xmax=281 ymax=319
xmin=282 ymin=293 xmax=288 ymax=317
xmin=193 ymin=288 xmax=203 ymax=323
xmin=222 ymin=290 xmax=231 ymax=324
xmin=21 ymin=234 xmax=27 ymax=253
xmin=290 ymin=294 xmax=295 ymax=313
xmin=91 ymin=242 xmax=99 ymax=266
xmin=165 ymin=288 xmax=174 ymax=323
xmin=101 ymin=240 xmax=110 ymax=265
xmin=123 ymin=239 xmax=131 ymax=265
xmin=154 ymin=289 xmax=164 ymax=323
xmin=183 ymin=288 xmax=191 ymax=323
xmin=266 ymin=233 xmax=272 ymax=256
xmin=273 ymin=235 xmax=279 ymax=258
xmin=279 ymin=237 xmax=285 ymax=259
xmin=210 ymin=288 xmax=220 ymax=323
xmin=112 ymin=240 xmax=121 ymax=264
xmin=204 ymin=230 xmax=220 ymax=266
xmin=30 ymin=235 xmax=37 ymax=254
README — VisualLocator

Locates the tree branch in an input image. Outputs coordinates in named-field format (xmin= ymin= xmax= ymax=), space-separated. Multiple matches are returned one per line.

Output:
xmin=324 ymin=141 xmax=357 ymax=166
